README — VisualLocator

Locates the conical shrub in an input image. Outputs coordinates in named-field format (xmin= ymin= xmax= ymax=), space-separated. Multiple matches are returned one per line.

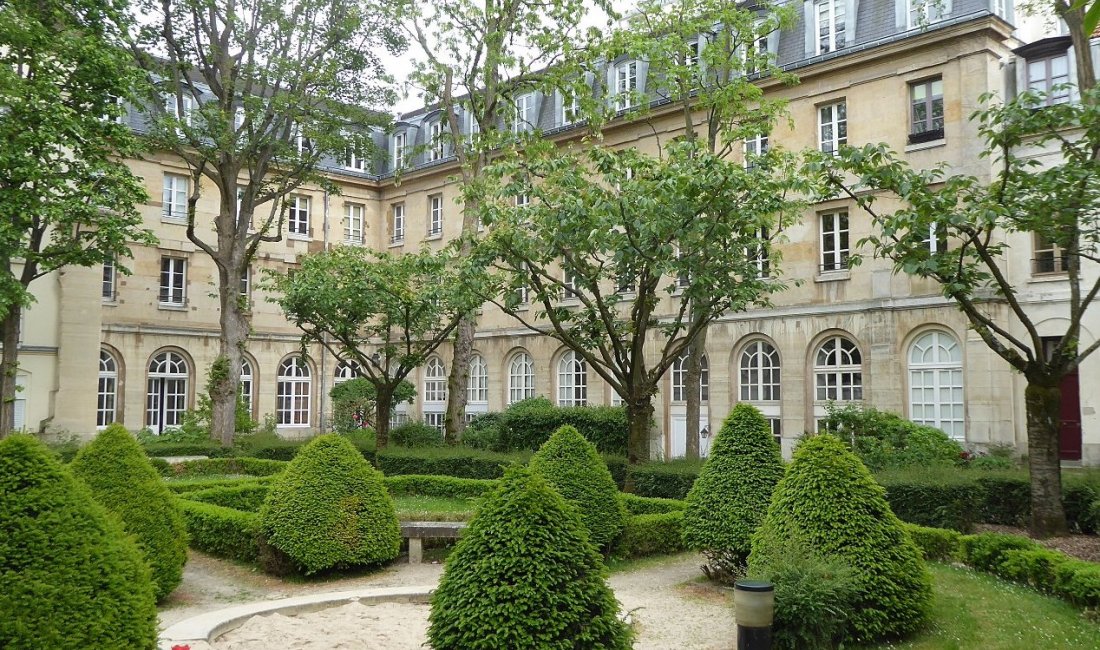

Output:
xmin=429 ymin=466 xmax=632 ymax=650
xmin=0 ymin=435 xmax=157 ymax=649
xmin=71 ymin=423 xmax=188 ymax=601
xmin=682 ymin=403 xmax=784 ymax=579
xmin=748 ymin=434 xmax=932 ymax=644
xmin=258 ymin=433 xmax=400 ymax=574
xmin=529 ymin=424 xmax=626 ymax=549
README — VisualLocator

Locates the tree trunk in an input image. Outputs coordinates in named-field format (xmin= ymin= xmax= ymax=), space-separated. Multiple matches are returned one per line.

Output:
xmin=209 ymin=265 xmax=250 ymax=446
xmin=684 ymin=324 xmax=708 ymax=460
xmin=624 ymin=396 xmax=655 ymax=492
xmin=375 ymin=384 xmax=393 ymax=450
xmin=0 ymin=305 xmax=22 ymax=438
xmin=1059 ymin=3 xmax=1096 ymax=95
xmin=444 ymin=315 xmax=475 ymax=444
xmin=1024 ymin=381 xmax=1069 ymax=537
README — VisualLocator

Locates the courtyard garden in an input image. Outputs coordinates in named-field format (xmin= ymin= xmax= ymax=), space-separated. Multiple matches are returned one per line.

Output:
xmin=4 ymin=401 xmax=1100 ymax=648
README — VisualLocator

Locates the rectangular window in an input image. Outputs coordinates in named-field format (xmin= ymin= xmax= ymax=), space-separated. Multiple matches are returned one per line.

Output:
xmin=1028 ymin=53 xmax=1071 ymax=105
xmin=744 ymin=133 xmax=769 ymax=169
xmin=239 ymin=266 xmax=250 ymax=300
xmin=159 ymin=257 xmax=186 ymax=306
xmin=429 ymin=122 xmax=445 ymax=161
xmin=815 ymin=0 xmax=846 ymax=55
xmin=922 ymin=223 xmax=948 ymax=254
xmin=424 ymin=412 xmax=445 ymax=433
xmin=909 ymin=78 xmax=944 ymax=141
xmin=562 ymin=267 xmax=578 ymax=300
xmin=615 ymin=61 xmax=639 ymax=111
xmin=428 ymin=194 xmax=443 ymax=236
xmin=818 ymin=101 xmax=847 ymax=155
xmin=164 ymin=93 xmax=194 ymax=124
xmin=820 ymin=211 xmax=850 ymax=272
xmin=102 ymin=259 xmax=116 ymax=301
xmin=750 ymin=227 xmax=770 ymax=277
xmin=294 ymin=127 xmax=312 ymax=154
xmin=162 ymin=173 xmax=188 ymax=220
xmin=514 ymin=94 xmax=535 ymax=133
xmin=393 ymin=132 xmax=407 ymax=169
xmin=743 ymin=24 xmax=770 ymax=74
xmin=288 ymin=195 xmax=310 ymax=237
xmin=560 ymin=91 xmax=580 ymax=126
xmin=391 ymin=203 xmax=405 ymax=244
xmin=1034 ymin=233 xmax=1068 ymax=274
xmin=345 ymin=142 xmax=367 ymax=171
xmin=908 ymin=0 xmax=945 ymax=28
xmin=344 ymin=202 xmax=364 ymax=244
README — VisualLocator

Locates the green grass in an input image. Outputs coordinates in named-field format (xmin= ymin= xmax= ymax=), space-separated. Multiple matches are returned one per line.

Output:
xmin=393 ymin=495 xmax=478 ymax=522
xmin=867 ymin=563 xmax=1100 ymax=649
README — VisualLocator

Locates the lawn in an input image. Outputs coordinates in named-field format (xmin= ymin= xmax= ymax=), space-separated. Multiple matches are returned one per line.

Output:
xmin=392 ymin=495 xmax=478 ymax=522
xmin=868 ymin=563 xmax=1100 ymax=649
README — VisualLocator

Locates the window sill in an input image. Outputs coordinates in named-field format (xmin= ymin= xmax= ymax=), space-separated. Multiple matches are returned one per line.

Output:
xmin=425 ymin=232 xmax=443 ymax=241
xmin=1029 ymin=272 xmax=1069 ymax=283
xmin=158 ymin=303 xmax=188 ymax=311
xmin=815 ymin=270 xmax=850 ymax=283
xmin=287 ymin=233 xmax=311 ymax=242
xmin=161 ymin=216 xmax=187 ymax=225
xmin=388 ymin=240 xmax=405 ymax=249
xmin=101 ymin=299 xmax=118 ymax=306
xmin=905 ymin=138 xmax=946 ymax=153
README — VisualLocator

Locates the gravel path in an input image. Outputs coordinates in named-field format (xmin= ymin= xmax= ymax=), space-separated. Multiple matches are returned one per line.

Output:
xmin=160 ymin=551 xmax=735 ymax=648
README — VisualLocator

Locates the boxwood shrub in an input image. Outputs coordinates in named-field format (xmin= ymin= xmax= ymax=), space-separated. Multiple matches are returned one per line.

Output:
xmin=613 ymin=511 xmax=685 ymax=559
xmin=184 ymin=483 xmax=271 ymax=512
xmin=161 ymin=456 xmax=288 ymax=478
xmin=176 ymin=499 xmax=260 ymax=563
xmin=628 ymin=459 xmax=700 ymax=499
xmin=620 ymin=493 xmax=686 ymax=515
xmin=258 ymin=434 xmax=400 ymax=575
xmin=683 ymin=404 xmax=784 ymax=579
xmin=489 ymin=397 xmax=629 ymax=455
xmin=376 ymin=446 xmax=527 ymax=479
xmin=529 ymin=425 xmax=626 ymax=549
xmin=749 ymin=434 xmax=932 ymax=645
xmin=428 ymin=466 xmax=631 ymax=649
xmin=165 ymin=475 xmax=276 ymax=494
xmin=383 ymin=474 xmax=498 ymax=499
xmin=901 ymin=523 xmax=962 ymax=562
xmin=0 ymin=435 xmax=157 ymax=649
xmin=70 ymin=424 xmax=188 ymax=602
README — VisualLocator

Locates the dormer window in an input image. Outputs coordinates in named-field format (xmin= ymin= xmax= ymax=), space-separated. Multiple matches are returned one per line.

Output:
xmin=164 ymin=93 xmax=195 ymax=124
xmin=815 ymin=0 xmax=846 ymax=54
xmin=514 ymin=94 xmax=535 ymax=133
xmin=393 ymin=132 xmax=407 ymax=169
xmin=429 ymin=122 xmax=445 ymax=161
xmin=1028 ymin=52 xmax=1071 ymax=105
xmin=615 ymin=61 xmax=639 ymax=111
xmin=561 ymin=91 xmax=580 ymax=126
xmin=908 ymin=0 xmax=945 ymax=28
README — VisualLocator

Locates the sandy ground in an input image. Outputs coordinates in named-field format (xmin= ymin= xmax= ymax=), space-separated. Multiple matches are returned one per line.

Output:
xmin=161 ymin=550 xmax=735 ymax=649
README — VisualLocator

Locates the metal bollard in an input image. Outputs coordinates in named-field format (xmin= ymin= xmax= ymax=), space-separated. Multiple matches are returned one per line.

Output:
xmin=734 ymin=580 xmax=774 ymax=650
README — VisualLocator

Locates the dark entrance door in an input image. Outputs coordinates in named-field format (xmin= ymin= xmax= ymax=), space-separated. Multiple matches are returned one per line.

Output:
xmin=1059 ymin=369 xmax=1082 ymax=461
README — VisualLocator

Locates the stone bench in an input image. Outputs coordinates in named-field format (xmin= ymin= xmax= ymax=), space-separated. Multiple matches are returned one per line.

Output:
xmin=400 ymin=521 xmax=467 ymax=564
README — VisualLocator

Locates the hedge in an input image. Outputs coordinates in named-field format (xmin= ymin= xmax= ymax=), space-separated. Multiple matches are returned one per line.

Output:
xmin=495 ymin=399 xmax=630 ymax=455
xmin=142 ymin=440 xmax=234 ymax=458
xmin=183 ymin=484 xmax=271 ymax=512
xmin=160 ymin=457 xmax=288 ymax=478
xmin=959 ymin=532 xmax=1100 ymax=608
xmin=902 ymin=523 xmax=962 ymax=562
xmin=376 ymin=447 xmax=528 ymax=479
xmin=165 ymin=475 xmax=276 ymax=494
xmin=176 ymin=499 xmax=260 ymax=563
xmin=383 ymin=474 xmax=497 ymax=499
xmin=628 ymin=460 xmax=701 ymax=499
xmin=620 ymin=493 xmax=686 ymax=515
xmin=613 ymin=511 xmax=686 ymax=559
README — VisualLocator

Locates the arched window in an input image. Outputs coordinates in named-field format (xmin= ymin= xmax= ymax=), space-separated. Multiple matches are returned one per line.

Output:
xmin=508 ymin=352 xmax=535 ymax=404
xmin=813 ymin=335 xmax=862 ymax=427
xmin=908 ymin=330 xmax=964 ymax=440
xmin=422 ymin=357 xmax=447 ymax=431
xmin=467 ymin=355 xmax=488 ymax=404
xmin=276 ymin=357 xmax=311 ymax=426
xmin=240 ymin=359 xmax=254 ymax=415
xmin=739 ymin=340 xmax=781 ymax=441
xmin=98 ymin=349 xmax=119 ymax=428
xmin=557 ymin=351 xmax=587 ymax=407
xmin=671 ymin=353 xmax=709 ymax=402
xmin=334 ymin=359 xmax=362 ymax=384
xmin=147 ymin=351 xmax=189 ymax=432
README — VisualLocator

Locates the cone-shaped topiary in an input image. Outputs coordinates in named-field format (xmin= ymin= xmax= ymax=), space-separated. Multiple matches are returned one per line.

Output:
xmin=682 ymin=403 xmax=784 ymax=579
xmin=70 ymin=423 xmax=188 ymax=601
xmin=0 ymin=435 xmax=157 ymax=649
xmin=529 ymin=424 xmax=626 ymax=549
xmin=429 ymin=466 xmax=632 ymax=650
xmin=748 ymin=434 xmax=932 ymax=645
xmin=258 ymin=433 xmax=400 ymax=574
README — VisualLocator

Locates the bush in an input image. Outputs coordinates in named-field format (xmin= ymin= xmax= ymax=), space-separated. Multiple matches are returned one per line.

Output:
xmin=998 ymin=547 xmax=1072 ymax=589
xmin=877 ymin=470 xmax=979 ymax=531
xmin=529 ymin=425 xmax=627 ymax=550
xmin=462 ymin=412 xmax=504 ymax=450
xmin=70 ymin=424 xmax=188 ymax=602
xmin=620 ymin=493 xmax=686 ymax=515
xmin=0 ymin=435 xmax=157 ymax=649
xmin=1052 ymin=559 xmax=1100 ymax=607
xmin=428 ymin=466 xmax=631 ymax=649
xmin=683 ymin=404 xmax=784 ymax=581
xmin=162 ymin=456 xmax=288 ymax=478
xmin=383 ymin=474 xmax=497 ymax=499
xmin=613 ymin=511 xmax=685 ymax=558
xmin=974 ymin=476 xmax=1032 ymax=526
xmin=377 ymin=446 xmax=527 ymax=479
xmin=493 ymin=397 xmax=629 ymax=455
xmin=142 ymin=440 xmax=233 ymax=458
xmin=165 ymin=475 xmax=276 ymax=494
xmin=258 ymin=434 xmax=400 ymax=575
xmin=749 ymin=434 xmax=932 ymax=644
xmin=821 ymin=403 xmax=963 ymax=471
xmin=183 ymin=483 xmax=271 ymax=512
xmin=390 ymin=420 xmax=445 ymax=448
xmin=902 ymin=523 xmax=962 ymax=562
xmin=959 ymin=532 xmax=1041 ymax=573
xmin=176 ymin=499 xmax=260 ymax=563
xmin=628 ymin=459 xmax=700 ymax=499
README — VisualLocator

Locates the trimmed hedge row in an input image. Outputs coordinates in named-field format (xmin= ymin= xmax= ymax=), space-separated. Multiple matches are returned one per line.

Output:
xmin=384 ymin=474 xmax=497 ymax=499
xmin=160 ymin=457 xmax=288 ymax=478
xmin=142 ymin=441 xmax=234 ymax=458
xmin=184 ymin=484 xmax=271 ymax=512
xmin=620 ymin=493 xmax=686 ymax=515
xmin=612 ymin=511 xmax=686 ymax=559
xmin=165 ymin=475 xmax=275 ymax=494
xmin=376 ymin=448 xmax=527 ymax=479
xmin=629 ymin=461 xmax=702 ymax=500
xmin=175 ymin=499 xmax=260 ymax=563
xmin=901 ymin=523 xmax=963 ymax=562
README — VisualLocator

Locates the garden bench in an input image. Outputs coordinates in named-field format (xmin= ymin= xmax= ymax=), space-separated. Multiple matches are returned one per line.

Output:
xmin=400 ymin=521 xmax=467 ymax=564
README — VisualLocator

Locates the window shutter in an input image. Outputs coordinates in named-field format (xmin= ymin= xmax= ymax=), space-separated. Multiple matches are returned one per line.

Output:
xmin=895 ymin=0 xmax=907 ymax=30
xmin=805 ymin=1 xmax=816 ymax=56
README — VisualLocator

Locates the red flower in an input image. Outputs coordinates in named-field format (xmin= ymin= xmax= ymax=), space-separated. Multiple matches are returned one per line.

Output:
xmin=171 ymin=645 xmax=191 ymax=650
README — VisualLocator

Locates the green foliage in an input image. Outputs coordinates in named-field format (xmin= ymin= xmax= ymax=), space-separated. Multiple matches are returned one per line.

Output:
xmin=748 ymin=535 xmax=860 ymax=650
xmin=628 ymin=459 xmax=701 ymax=499
xmin=902 ymin=523 xmax=963 ymax=562
xmin=620 ymin=493 xmax=686 ymax=515
xmin=70 ymin=424 xmax=188 ymax=602
xmin=383 ymin=474 xmax=497 ymax=499
xmin=143 ymin=439 xmax=234 ymax=458
xmin=428 ymin=466 xmax=631 ymax=650
xmin=612 ymin=511 xmax=685 ymax=559
xmin=144 ymin=393 xmax=256 ymax=443
xmin=461 ymin=412 xmax=505 ymax=450
xmin=330 ymin=378 xmax=414 ymax=434
xmin=390 ymin=420 xmax=445 ymax=447
xmin=162 ymin=456 xmax=288 ymax=478
xmin=184 ymin=483 xmax=271 ymax=512
xmin=959 ymin=533 xmax=1042 ymax=574
xmin=258 ymin=434 xmax=400 ymax=575
xmin=821 ymin=404 xmax=964 ymax=471
xmin=749 ymin=434 xmax=932 ymax=644
xmin=176 ymin=499 xmax=260 ymax=563
xmin=165 ymin=475 xmax=276 ymax=494
xmin=376 ymin=445 xmax=528 ymax=479
xmin=0 ymin=435 xmax=157 ymax=649
xmin=488 ymin=398 xmax=630 ymax=455
xmin=683 ymin=404 xmax=784 ymax=579
xmin=529 ymin=425 xmax=627 ymax=549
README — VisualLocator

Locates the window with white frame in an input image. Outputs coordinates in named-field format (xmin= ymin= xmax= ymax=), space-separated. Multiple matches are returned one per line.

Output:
xmin=102 ymin=258 xmax=116 ymax=301
xmin=562 ymin=266 xmax=578 ymax=300
xmin=743 ymin=22 xmax=771 ymax=74
xmin=560 ymin=91 xmax=580 ymax=126
xmin=557 ymin=350 xmax=587 ymax=406
xmin=345 ymin=140 xmax=367 ymax=171
xmin=423 ymin=357 xmax=447 ymax=403
xmin=992 ymin=0 xmax=1006 ymax=17
xmin=740 ymin=339 xmax=781 ymax=442
xmin=1027 ymin=53 xmax=1071 ymax=105
xmin=239 ymin=265 xmax=250 ymax=301
xmin=391 ymin=203 xmax=405 ymax=244
xmin=908 ymin=0 xmax=945 ymax=28
xmin=1034 ymin=233 xmax=1068 ymax=274
xmin=512 ymin=284 xmax=529 ymax=306
xmin=288 ymin=195 xmax=310 ymax=237
xmin=98 ymin=349 xmax=119 ymax=428
xmin=159 ymin=257 xmax=186 ymax=306
xmin=922 ymin=223 xmax=947 ymax=254
xmin=749 ymin=227 xmax=771 ymax=277
xmin=467 ymin=354 xmax=488 ymax=404
xmin=147 ymin=351 xmax=189 ymax=432
xmin=908 ymin=330 xmax=964 ymax=440
xmin=428 ymin=194 xmax=443 ymax=236
xmin=240 ymin=359 xmax=254 ymax=415
xmin=277 ymin=357 xmax=311 ymax=426
xmin=162 ymin=173 xmax=188 ymax=220
xmin=429 ymin=121 xmax=445 ymax=161
xmin=818 ymin=101 xmax=847 ymax=154
xmin=393 ymin=132 xmax=407 ymax=169
xmin=813 ymin=336 xmax=863 ymax=426
xmin=334 ymin=359 xmax=361 ymax=384
xmin=344 ymin=202 xmax=364 ymax=244
xmin=671 ymin=352 xmax=709 ymax=402
xmin=815 ymin=0 xmax=846 ymax=54
xmin=744 ymin=133 xmax=769 ymax=170
xmin=676 ymin=246 xmax=691 ymax=289
xmin=615 ymin=61 xmax=639 ymax=111
xmin=513 ymin=94 xmax=535 ymax=133
xmin=508 ymin=352 xmax=535 ymax=404
xmin=909 ymin=78 xmax=944 ymax=138
xmin=164 ymin=93 xmax=195 ymax=125
xmin=820 ymin=211 xmax=850 ymax=272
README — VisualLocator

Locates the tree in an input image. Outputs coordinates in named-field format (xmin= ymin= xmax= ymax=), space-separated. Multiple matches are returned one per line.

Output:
xmin=597 ymin=0 xmax=796 ymax=458
xmin=0 ymin=0 xmax=153 ymax=437
xmin=820 ymin=87 xmax=1100 ymax=536
xmin=329 ymin=377 xmax=415 ymax=434
xmin=129 ymin=0 xmax=405 ymax=444
xmin=398 ymin=0 xmax=612 ymax=444
xmin=477 ymin=139 xmax=802 ymax=477
xmin=269 ymin=246 xmax=480 ymax=448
